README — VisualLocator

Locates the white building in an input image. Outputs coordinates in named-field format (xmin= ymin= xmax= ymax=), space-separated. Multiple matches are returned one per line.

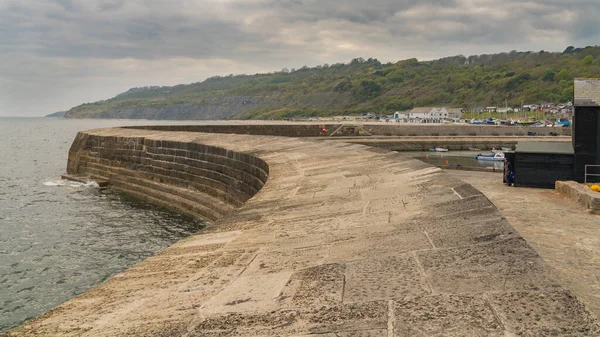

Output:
xmin=408 ymin=107 xmax=450 ymax=123
xmin=447 ymin=108 xmax=464 ymax=119
xmin=393 ymin=111 xmax=409 ymax=121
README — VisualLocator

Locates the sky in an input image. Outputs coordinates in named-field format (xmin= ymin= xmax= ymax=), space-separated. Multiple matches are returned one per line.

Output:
xmin=1 ymin=0 xmax=599 ymax=117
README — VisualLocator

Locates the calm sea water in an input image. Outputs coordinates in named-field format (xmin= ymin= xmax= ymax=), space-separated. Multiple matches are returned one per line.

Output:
xmin=404 ymin=150 xmax=505 ymax=169
xmin=0 ymin=118 xmax=210 ymax=333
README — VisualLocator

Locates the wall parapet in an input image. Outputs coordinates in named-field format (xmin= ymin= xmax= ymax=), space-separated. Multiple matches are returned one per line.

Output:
xmin=127 ymin=123 xmax=572 ymax=137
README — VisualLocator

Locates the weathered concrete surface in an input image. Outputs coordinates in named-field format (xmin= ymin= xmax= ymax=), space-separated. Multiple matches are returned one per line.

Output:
xmin=7 ymin=128 xmax=599 ymax=337
xmin=556 ymin=181 xmax=600 ymax=214
xmin=449 ymin=170 xmax=600 ymax=321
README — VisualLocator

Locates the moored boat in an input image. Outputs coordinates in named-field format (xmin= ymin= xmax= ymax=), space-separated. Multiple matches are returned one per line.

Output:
xmin=475 ymin=152 xmax=505 ymax=161
xmin=555 ymin=118 xmax=572 ymax=127
xmin=429 ymin=148 xmax=449 ymax=152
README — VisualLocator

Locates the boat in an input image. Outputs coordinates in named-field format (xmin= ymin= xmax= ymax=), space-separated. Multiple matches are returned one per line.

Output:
xmin=429 ymin=148 xmax=449 ymax=152
xmin=470 ymin=119 xmax=487 ymax=125
xmin=501 ymin=147 xmax=512 ymax=151
xmin=476 ymin=153 xmax=496 ymax=158
xmin=555 ymin=118 xmax=572 ymax=127
xmin=475 ymin=152 xmax=505 ymax=161
xmin=469 ymin=148 xmax=482 ymax=151
xmin=515 ymin=120 xmax=538 ymax=126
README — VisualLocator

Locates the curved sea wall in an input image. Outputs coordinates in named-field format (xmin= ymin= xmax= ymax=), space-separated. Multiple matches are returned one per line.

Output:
xmin=9 ymin=126 xmax=598 ymax=336
xmin=66 ymin=131 xmax=269 ymax=221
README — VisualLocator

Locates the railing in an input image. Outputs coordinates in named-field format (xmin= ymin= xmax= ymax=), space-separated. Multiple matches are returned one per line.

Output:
xmin=584 ymin=165 xmax=600 ymax=184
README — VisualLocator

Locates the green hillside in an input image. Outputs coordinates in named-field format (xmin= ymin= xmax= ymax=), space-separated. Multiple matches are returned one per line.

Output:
xmin=65 ymin=46 xmax=600 ymax=120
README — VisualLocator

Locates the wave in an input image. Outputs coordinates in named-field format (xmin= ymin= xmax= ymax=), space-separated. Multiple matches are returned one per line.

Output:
xmin=43 ymin=180 xmax=100 ymax=188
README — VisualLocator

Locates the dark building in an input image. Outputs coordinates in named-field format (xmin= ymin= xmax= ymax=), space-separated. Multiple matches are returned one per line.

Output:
xmin=508 ymin=142 xmax=574 ymax=188
xmin=506 ymin=78 xmax=600 ymax=187
xmin=573 ymin=78 xmax=600 ymax=182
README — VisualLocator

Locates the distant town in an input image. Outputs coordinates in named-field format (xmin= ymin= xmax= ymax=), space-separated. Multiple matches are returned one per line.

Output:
xmin=287 ymin=101 xmax=574 ymax=127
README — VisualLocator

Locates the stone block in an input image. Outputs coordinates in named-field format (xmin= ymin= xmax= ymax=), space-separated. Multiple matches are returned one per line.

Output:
xmin=394 ymin=294 xmax=503 ymax=336
xmin=489 ymin=290 xmax=600 ymax=336
xmin=416 ymin=237 xmax=563 ymax=294
xmin=343 ymin=254 xmax=430 ymax=303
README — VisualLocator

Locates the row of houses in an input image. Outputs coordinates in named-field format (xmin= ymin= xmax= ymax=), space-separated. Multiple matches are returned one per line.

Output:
xmin=392 ymin=102 xmax=574 ymax=123
xmin=393 ymin=107 xmax=464 ymax=123
xmin=474 ymin=102 xmax=574 ymax=115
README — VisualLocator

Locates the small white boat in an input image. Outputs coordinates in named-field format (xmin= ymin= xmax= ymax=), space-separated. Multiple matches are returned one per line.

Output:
xmin=475 ymin=152 xmax=505 ymax=161
xmin=429 ymin=148 xmax=449 ymax=152
xmin=469 ymin=148 xmax=482 ymax=151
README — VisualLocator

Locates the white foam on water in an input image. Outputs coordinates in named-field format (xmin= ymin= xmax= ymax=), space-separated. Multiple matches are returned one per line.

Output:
xmin=75 ymin=181 xmax=100 ymax=188
xmin=43 ymin=180 xmax=66 ymax=187
xmin=43 ymin=180 xmax=100 ymax=188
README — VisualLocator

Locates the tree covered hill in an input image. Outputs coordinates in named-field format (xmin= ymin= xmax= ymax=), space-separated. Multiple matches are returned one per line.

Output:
xmin=65 ymin=46 xmax=600 ymax=120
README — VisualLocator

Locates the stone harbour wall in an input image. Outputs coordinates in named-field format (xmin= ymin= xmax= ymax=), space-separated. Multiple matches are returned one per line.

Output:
xmin=9 ymin=126 xmax=598 ymax=337
xmin=67 ymin=131 xmax=268 ymax=221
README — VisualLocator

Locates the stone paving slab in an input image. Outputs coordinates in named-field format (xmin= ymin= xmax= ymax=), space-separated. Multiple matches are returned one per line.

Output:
xmin=449 ymin=170 xmax=600 ymax=321
xmin=6 ymin=127 xmax=599 ymax=337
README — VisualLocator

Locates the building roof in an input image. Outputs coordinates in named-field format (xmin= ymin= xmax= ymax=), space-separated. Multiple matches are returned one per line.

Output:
xmin=515 ymin=141 xmax=574 ymax=155
xmin=410 ymin=107 xmax=446 ymax=113
xmin=574 ymin=78 xmax=600 ymax=107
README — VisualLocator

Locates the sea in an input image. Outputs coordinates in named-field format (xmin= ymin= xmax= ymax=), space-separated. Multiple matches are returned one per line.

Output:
xmin=0 ymin=117 xmax=209 ymax=333
xmin=404 ymin=150 xmax=505 ymax=170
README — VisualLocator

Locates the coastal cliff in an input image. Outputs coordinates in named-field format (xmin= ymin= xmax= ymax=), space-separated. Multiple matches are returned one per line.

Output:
xmin=64 ymin=92 xmax=351 ymax=120
xmin=63 ymin=47 xmax=600 ymax=120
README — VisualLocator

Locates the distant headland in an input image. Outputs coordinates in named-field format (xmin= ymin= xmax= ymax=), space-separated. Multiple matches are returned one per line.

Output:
xmin=45 ymin=111 xmax=66 ymax=118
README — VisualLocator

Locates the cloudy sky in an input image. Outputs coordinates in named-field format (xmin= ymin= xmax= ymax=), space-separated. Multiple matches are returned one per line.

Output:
xmin=1 ymin=0 xmax=598 ymax=117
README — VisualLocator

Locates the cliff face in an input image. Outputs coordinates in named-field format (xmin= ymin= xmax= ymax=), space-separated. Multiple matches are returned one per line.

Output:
xmin=64 ymin=96 xmax=263 ymax=120
xmin=45 ymin=111 xmax=66 ymax=117
xmin=64 ymin=92 xmax=352 ymax=120
xmin=68 ymin=103 xmax=247 ymax=120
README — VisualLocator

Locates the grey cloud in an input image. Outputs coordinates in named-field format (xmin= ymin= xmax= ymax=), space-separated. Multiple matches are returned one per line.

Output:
xmin=51 ymin=0 xmax=78 ymax=12
xmin=97 ymin=0 xmax=124 ymax=12
xmin=1 ymin=0 xmax=600 ymax=116
xmin=2 ymin=0 xmax=597 ymax=60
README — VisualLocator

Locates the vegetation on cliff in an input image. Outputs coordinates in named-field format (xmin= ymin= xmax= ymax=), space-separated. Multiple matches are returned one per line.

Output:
xmin=45 ymin=111 xmax=66 ymax=118
xmin=65 ymin=46 xmax=600 ymax=120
